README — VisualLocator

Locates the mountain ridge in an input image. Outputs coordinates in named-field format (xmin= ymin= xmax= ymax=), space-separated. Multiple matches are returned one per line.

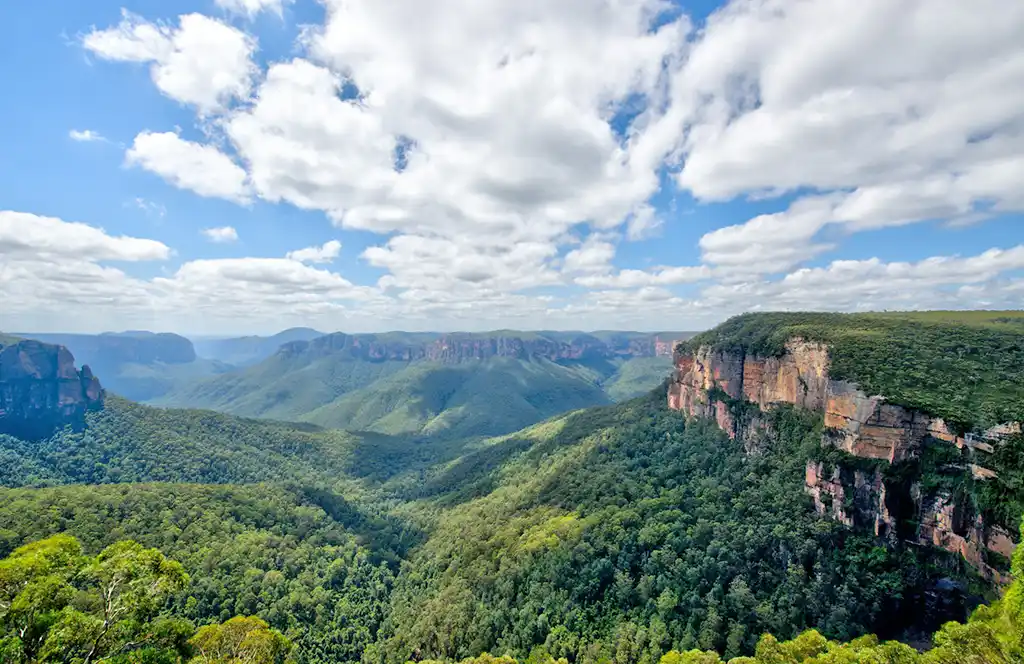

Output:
xmin=154 ymin=330 xmax=692 ymax=438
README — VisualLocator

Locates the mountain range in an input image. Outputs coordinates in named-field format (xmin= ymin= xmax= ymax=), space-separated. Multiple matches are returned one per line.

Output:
xmin=12 ymin=328 xmax=690 ymax=440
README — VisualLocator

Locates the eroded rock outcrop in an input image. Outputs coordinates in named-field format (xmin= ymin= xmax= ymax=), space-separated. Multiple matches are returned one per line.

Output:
xmin=0 ymin=339 xmax=103 ymax=440
xmin=670 ymin=339 xmax=1016 ymax=581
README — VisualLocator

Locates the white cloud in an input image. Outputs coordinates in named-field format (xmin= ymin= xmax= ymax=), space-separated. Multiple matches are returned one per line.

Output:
xmin=563 ymin=236 xmax=616 ymax=274
xmin=698 ymin=196 xmax=840 ymax=275
xmin=201 ymin=226 xmax=239 ymax=243
xmin=83 ymin=11 xmax=256 ymax=113
xmin=69 ymin=129 xmax=106 ymax=142
xmin=576 ymin=265 xmax=710 ymax=289
xmin=126 ymin=131 xmax=250 ymax=202
xmin=365 ymin=235 xmax=560 ymax=292
xmin=699 ymin=246 xmax=1024 ymax=315
xmin=0 ymin=212 xmax=171 ymax=330
xmin=19 ymin=1 xmax=1024 ymax=333
xmin=214 ymin=0 xmax=292 ymax=17
xmin=0 ymin=211 xmax=170 ymax=261
xmin=660 ymin=0 xmax=1024 ymax=230
xmin=286 ymin=240 xmax=341 ymax=263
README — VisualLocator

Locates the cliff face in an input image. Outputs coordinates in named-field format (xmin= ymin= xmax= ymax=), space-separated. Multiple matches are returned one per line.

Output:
xmin=0 ymin=339 xmax=103 ymax=440
xmin=281 ymin=333 xmax=686 ymax=364
xmin=669 ymin=340 xmax=1016 ymax=581
xmin=25 ymin=332 xmax=197 ymax=367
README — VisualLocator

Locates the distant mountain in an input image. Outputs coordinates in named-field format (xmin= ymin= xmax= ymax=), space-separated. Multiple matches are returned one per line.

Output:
xmin=192 ymin=327 xmax=326 ymax=366
xmin=16 ymin=331 xmax=230 ymax=401
xmin=155 ymin=330 xmax=694 ymax=439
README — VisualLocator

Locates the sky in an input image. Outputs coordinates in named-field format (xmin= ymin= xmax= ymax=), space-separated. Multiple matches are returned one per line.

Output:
xmin=1 ymin=0 xmax=1023 ymax=335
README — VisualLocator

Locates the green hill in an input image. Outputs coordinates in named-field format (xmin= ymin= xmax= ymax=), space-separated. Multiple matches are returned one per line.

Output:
xmin=301 ymin=357 xmax=612 ymax=439
xmin=0 ymin=395 xmax=414 ymax=488
xmin=155 ymin=341 xmax=678 ymax=439
xmin=153 ymin=349 xmax=412 ymax=422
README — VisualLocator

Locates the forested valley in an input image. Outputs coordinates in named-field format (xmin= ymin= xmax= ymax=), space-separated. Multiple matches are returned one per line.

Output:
xmin=2 ymin=312 xmax=1024 ymax=664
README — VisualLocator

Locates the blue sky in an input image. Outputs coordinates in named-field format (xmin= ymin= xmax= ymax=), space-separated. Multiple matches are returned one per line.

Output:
xmin=2 ymin=0 xmax=1022 ymax=335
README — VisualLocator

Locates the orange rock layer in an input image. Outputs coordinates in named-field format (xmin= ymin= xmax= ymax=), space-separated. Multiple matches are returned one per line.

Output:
xmin=669 ymin=340 xmax=1014 ymax=581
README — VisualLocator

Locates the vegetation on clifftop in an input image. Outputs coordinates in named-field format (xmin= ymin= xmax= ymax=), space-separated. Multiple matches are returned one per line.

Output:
xmin=683 ymin=311 xmax=1024 ymax=431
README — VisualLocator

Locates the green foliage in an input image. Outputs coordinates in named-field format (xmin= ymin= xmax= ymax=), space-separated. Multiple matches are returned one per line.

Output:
xmin=978 ymin=433 xmax=1024 ymax=532
xmin=0 ymin=483 xmax=403 ymax=663
xmin=685 ymin=311 xmax=1024 ymax=430
xmin=402 ymin=517 xmax=1024 ymax=661
xmin=188 ymin=615 xmax=293 ymax=664
xmin=302 ymin=358 xmax=612 ymax=440
xmin=0 ymin=535 xmax=188 ymax=663
xmin=0 ymin=396 xmax=408 ymax=488
xmin=372 ymin=392 xmax=957 ymax=664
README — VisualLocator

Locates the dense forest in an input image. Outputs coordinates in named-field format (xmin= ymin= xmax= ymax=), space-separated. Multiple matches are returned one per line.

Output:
xmin=2 ymin=312 xmax=1024 ymax=663
xmin=0 ymin=390 xmax=988 ymax=663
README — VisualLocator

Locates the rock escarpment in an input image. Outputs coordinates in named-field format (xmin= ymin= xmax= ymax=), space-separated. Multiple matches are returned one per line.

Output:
xmin=25 ymin=332 xmax=197 ymax=367
xmin=281 ymin=332 xmax=686 ymax=364
xmin=0 ymin=339 xmax=103 ymax=440
xmin=669 ymin=339 xmax=1017 ymax=581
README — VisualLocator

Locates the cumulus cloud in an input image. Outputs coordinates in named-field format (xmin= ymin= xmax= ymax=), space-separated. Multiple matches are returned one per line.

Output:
xmin=1 ymin=211 xmax=170 ymax=330
xmin=0 ymin=211 xmax=170 ymax=261
xmin=562 ymin=236 xmax=616 ymax=274
xmin=365 ymin=234 xmax=561 ymax=294
xmin=286 ymin=240 xmax=341 ymax=264
xmin=201 ymin=226 xmax=239 ymax=243
xmin=0 ymin=210 xmax=379 ymax=333
xmin=22 ymin=0 xmax=1024 ymax=332
xmin=83 ymin=11 xmax=256 ymax=113
xmin=126 ymin=132 xmax=250 ymax=202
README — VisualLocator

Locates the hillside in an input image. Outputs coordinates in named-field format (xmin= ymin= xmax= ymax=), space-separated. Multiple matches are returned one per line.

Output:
xmin=155 ymin=331 xmax=684 ymax=438
xmin=0 ymin=395 xmax=427 ymax=488
xmin=2 ymin=313 xmax=1023 ymax=664
xmin=672 ymin=311 xmax=1024 ymax=582
xmin=0 ymin=389 xmax=977 ymax=664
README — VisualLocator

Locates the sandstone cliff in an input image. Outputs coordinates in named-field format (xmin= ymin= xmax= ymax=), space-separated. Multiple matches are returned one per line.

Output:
xmin=0 ymin=339 xmax=103 ymax=440
xmin=668 ymin=339 xmax=1016 ymax=581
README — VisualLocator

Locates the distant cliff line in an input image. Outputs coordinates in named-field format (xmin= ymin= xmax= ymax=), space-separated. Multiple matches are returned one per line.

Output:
xmin=277 ymin=331 xmax=690 ymax=363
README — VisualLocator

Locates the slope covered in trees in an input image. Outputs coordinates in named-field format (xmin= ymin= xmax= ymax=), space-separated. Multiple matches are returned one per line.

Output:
xmin=0 ymin=484 xmax=404 ymax=663
xmin=155 ymin=352 xmax=675 ymax=440
xmin=369 ymin=390 xmax=977 ymax=664
xmin=2 ymin=312 xmax=1023 ymax=663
